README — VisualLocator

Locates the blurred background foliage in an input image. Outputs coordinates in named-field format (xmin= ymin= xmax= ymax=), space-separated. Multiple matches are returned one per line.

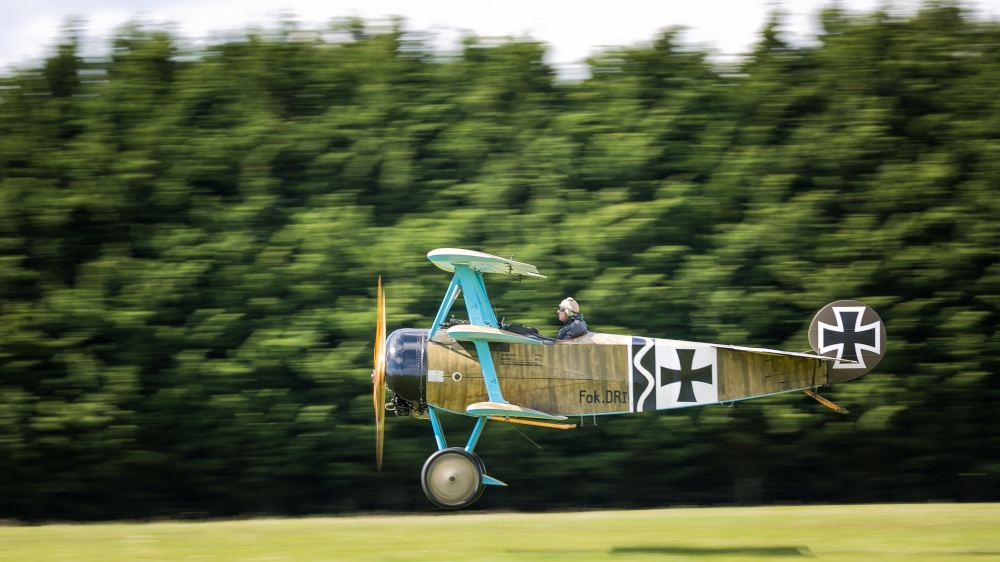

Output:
xmin=1 ymin=1 xmax=998 ymax=519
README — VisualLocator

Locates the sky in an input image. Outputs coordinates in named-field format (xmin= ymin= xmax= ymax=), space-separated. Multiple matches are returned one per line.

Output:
xmin=3 ymin=0 xmax=1000 ymax=77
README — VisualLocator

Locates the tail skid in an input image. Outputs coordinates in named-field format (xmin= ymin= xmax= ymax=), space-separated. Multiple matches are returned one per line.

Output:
xmin=803 ymin=389 xmax=849 ymax=414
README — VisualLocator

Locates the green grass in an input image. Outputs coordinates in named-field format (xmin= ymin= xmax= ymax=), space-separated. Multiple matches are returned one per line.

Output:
xmin=2 ymin=504 xmax=999 ymax=561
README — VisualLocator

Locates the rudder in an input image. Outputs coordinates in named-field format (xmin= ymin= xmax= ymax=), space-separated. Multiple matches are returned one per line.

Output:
xmin=808 ymin=300 xmax=887 ymax=383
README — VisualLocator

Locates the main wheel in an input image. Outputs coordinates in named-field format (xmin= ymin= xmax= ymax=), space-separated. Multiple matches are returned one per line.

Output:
xmin=421 ymin=448 xmax=485 ymax=509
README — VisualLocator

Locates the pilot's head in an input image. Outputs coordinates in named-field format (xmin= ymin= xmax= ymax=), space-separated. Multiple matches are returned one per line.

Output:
xmin=557 ymin=297 xmax=579 ymax=321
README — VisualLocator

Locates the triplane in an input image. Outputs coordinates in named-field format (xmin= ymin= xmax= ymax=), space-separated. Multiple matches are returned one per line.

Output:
xmin=372 ymin=248 xmax=887 ymax=509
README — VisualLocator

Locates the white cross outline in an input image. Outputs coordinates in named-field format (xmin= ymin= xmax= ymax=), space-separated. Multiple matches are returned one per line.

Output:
xmin=818 ymin=306 xmax=881 ymax=369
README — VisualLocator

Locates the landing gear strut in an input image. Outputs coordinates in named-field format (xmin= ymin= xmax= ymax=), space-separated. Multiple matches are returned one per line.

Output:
xmin=419 ymin=407 xmax=505 ymax=509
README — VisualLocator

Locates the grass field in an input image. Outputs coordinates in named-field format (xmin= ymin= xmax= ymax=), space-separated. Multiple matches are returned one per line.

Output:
xmin=2 ymin=503 xmax=998 ymax=561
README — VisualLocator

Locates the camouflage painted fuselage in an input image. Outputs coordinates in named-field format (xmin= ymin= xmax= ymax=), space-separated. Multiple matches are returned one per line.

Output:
xmin=425 ymin=331 xmax=830 ymax=417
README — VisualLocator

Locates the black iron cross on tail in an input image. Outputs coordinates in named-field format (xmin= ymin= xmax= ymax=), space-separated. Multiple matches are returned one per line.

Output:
xmin=822 ymin=309 xmax=878 ymax=366
xmin=659 ymin=348 xmax=713 ymax=403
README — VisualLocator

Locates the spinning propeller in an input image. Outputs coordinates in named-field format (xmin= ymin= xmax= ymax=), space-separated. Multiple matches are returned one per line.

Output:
xmin=372 ymin=277 xmax=387 ymax=471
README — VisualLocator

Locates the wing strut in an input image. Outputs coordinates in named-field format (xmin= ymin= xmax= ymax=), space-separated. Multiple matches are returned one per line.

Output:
xmin=472 ymin=339 xmax=506 ymax=404
xmin=429 ymin=275 xmax=462 ymax=340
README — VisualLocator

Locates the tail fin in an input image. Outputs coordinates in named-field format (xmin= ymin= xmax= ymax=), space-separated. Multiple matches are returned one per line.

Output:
xmin=808 ymin=300 xmax=887 ymax=383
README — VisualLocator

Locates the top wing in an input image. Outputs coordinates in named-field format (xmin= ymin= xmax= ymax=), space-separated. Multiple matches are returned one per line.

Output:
xmin=427 ymin=248 xmax=546 ymax=278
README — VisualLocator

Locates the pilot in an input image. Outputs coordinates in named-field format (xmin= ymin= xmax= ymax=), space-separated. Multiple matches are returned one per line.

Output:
xmin=556 ymin=297 xmax=588 ymax=340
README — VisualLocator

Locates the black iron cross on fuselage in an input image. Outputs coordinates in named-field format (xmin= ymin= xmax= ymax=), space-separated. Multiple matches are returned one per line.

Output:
xmin=659 ymin=348 xmax=713 ymax=403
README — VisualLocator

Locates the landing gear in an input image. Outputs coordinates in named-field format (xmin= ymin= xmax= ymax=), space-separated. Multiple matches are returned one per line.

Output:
xmin=420 ymin=448 xmax=485 ymax=509
xmin=419 ymin=408 xmax=505 ymax=509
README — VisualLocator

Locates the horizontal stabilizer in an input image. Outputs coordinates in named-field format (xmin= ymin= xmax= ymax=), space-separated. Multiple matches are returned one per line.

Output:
xmin=467 ymin=401 xmax=567 ymax=421
xmin=447 ymin=325 xmax=543 ymax=345
xmin=712 ymin=343 xmax=857 ymax=363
